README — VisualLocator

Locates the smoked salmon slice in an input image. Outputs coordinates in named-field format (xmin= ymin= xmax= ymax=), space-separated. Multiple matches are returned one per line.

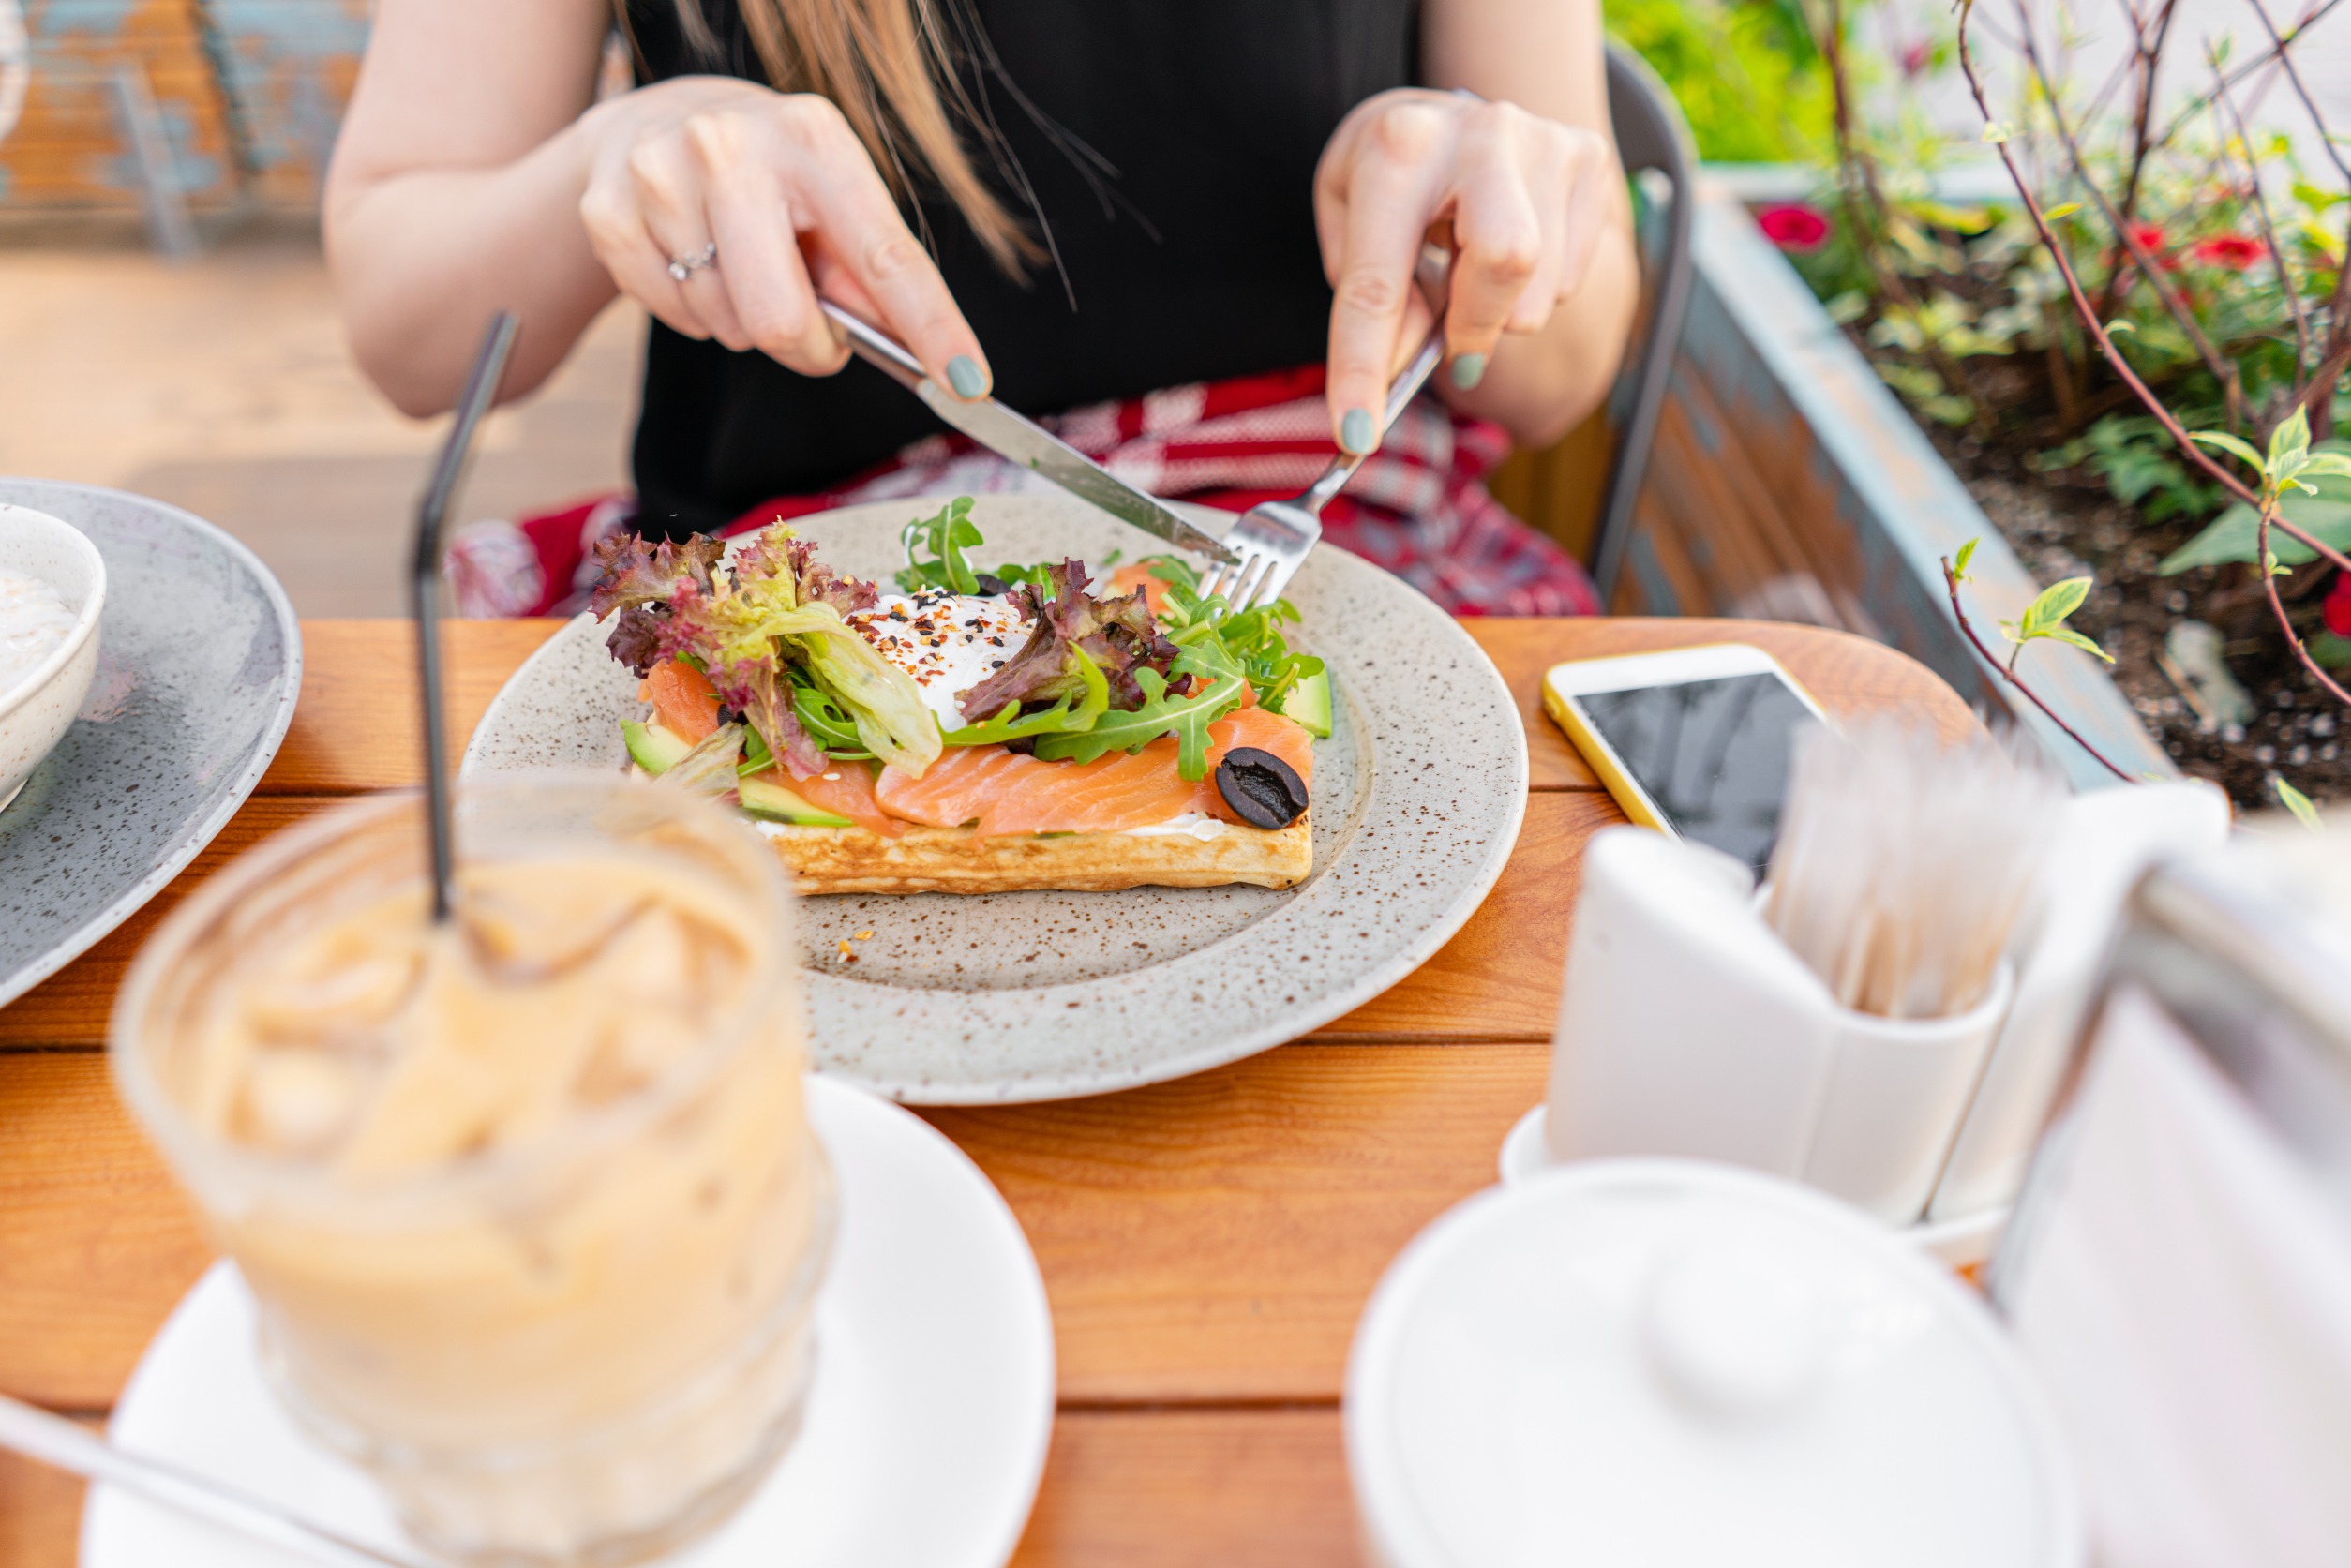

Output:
xmin=640 ymin=660 xmax=722 ymax=743
xmin=782 ymin=763 xmax=906 ymax=837
xmin=876 ymin=705 xmax=1314 ymax=837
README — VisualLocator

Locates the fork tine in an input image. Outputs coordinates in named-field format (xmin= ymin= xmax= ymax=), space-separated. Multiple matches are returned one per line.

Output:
xmin=1198 ymin=554 xmax=1235 ymax=601
xmin=1227 ymin=552 xmax=1271 ymax=612
xmin=1247 ymin=555 xmax=1291 ymax=612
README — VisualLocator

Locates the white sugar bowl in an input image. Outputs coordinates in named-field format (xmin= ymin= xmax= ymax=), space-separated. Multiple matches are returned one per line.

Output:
xmin=1346 ymin=1159 xmax=2084 ymax=1568
xmin=0 ymin=502 xmax=105 ymax=812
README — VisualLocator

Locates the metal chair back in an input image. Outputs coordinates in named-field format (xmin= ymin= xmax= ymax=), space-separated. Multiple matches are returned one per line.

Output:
xmin=1591 ymin=45 xmax=1697 ymax=606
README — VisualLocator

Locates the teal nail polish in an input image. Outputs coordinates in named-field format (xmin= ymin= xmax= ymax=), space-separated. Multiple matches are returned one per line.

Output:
xmin=1449 ymin=352 xmax=1488 ymax=391
xmin=1340 ymin=407 xmax=1375 ymax=455
xmin=947 ymin=355 xmax=986 ymax=398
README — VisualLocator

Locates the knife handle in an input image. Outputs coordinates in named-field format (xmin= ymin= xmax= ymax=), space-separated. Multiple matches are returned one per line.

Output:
xmin=819 ymin=299 xmax=928 ymax=392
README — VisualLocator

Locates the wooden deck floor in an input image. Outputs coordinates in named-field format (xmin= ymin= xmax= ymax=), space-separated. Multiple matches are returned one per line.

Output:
xmin=0 ymin=230 xmax=642 ymax=617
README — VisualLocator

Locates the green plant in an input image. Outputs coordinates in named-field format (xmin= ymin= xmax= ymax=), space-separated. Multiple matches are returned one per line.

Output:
xmin=1606 ymin=0 xmax=1833 ymax=162
xmin=1942 ymin=538 xmax=2134 ymax=781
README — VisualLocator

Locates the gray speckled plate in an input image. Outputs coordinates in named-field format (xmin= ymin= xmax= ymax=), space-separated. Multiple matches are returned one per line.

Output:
xmin=462 ymin=494 xmax=1525 ymax=1104
xmin=0 ymin=480 xmax=302 ymax=1011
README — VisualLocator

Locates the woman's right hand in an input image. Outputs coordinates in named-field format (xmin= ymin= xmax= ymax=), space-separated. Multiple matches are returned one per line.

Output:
xmin=575 ymin=75 xmax=991 ymax=396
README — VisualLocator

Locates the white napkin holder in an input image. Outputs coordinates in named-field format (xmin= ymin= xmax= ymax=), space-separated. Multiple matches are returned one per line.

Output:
xmin=1514 ymin=782 xmax=2230 ymax=1253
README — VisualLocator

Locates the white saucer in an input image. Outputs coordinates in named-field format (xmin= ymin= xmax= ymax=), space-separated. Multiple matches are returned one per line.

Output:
xmin=1496 ymin=1104 xmax=2011 ymax=1268
xmin=82 ymin=1077 xmax=1056 ymax=1568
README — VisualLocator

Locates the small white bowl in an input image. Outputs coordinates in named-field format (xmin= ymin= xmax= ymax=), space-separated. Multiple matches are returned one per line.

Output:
xmin=0 ymin=502 xmax=106 ymax=812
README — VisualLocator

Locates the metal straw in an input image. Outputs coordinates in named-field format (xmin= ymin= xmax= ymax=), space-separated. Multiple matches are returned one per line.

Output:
xmin=411 ymin=311 xmax=519 ymax=923
xmin=0 ymin=1392 xmax=442 ymax=1568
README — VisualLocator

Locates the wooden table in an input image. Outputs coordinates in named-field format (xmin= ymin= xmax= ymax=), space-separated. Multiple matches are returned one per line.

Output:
xmin=0 ymin=617 xmax=1972 ymax=1567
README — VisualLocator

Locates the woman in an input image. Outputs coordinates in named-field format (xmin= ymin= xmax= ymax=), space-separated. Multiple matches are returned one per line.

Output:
xmin=326 ymin=0 xmax=1637 ymax=615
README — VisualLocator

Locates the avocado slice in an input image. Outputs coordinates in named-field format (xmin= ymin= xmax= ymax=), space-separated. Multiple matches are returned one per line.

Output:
xmin=738 ymin=775 xmax=855 ymax=828
xmin=622 ymin=720 xmax=695 ymax=776
xmin=1274 ymin=669 xmax=1332 ymax=739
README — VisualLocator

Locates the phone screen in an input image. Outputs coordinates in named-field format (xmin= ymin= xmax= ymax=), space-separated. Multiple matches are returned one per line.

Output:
xmin=1575 ymin=673 xmax=1822 ymax=875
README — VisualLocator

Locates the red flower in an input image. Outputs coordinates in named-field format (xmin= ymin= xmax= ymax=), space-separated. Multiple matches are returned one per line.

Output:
xmin=1757 ymin=203 xmax=1831 ymax=253
xmin=2128 ymin=222 xmax=2182 ymax=272
xmin=2327 ymin=571 xmax=2351 ymax=639
xmin=2193 ymin=233 xmax=2265 ymax=271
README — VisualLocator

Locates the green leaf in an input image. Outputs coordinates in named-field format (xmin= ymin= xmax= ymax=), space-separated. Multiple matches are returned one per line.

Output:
xmin=2299 ymin=452 xmax=2351 ymax=480
xmin=1034 ymin=641 xmax=1248 ymax=781
xmin=2190 ymin=429 xmax=2266 ymax=470
xmin=2015 ymin=576 xmax=2091 ymax=639
xmin=1953 ymin=537 xmax=1979 ymax=579
xmin=895 ymin=496 xmax=984 ymax=595
xmin=2042 ymin=626 xmax=2116 ymax=663
xmin=1981 ymin=121 xmax=2012 ymax=143
xmin=2269 ymin=407 xmax=2314 ymax=473
xmin=941 ymin=649 xmax=1111 ymax=745
xmin=2273 ymin=774 xmax=2323 ymax=830
xmin=2042 ymin=201 xmax=2081 ymax=220
xmin=2160 ymin=495 xmax=2351 ymax=573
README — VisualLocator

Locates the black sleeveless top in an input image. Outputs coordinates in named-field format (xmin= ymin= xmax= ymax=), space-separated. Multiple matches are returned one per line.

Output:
xmin=624 ymin=0 xmax=1417 ymax=536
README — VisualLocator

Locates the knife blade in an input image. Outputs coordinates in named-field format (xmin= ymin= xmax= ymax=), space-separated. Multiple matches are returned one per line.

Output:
xmin=819 ymin=300 xmax=1236 ymax=565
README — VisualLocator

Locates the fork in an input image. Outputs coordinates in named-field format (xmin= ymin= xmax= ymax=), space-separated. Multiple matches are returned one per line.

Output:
xmin=1198 ymin=253 xmax=1452 ymax=610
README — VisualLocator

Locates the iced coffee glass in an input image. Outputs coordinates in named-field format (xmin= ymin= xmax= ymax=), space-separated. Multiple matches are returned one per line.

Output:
xmin=112 ymin=775 xmax=831 ymax=1567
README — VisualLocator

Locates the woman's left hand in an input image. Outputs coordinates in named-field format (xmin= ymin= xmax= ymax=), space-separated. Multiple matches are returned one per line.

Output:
xmin=1314 ymin=87 xmax=1621 ymax=455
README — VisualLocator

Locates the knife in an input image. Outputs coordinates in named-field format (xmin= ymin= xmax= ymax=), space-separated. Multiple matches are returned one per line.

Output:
xmin=818 ymin=300 xmax=1237 ymax=565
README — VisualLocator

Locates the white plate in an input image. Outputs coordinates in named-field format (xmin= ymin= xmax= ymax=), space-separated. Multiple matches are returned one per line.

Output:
xmin=0 ymin=480 xmax=301 ymax=1008
xmin=461 ymin=494 xmax=1529 ymax=1104
xmin=82 ymin=1077 xmax=1056 ymax=1568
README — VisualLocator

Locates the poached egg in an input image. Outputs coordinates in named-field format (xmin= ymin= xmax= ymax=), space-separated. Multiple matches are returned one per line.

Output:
xmin=846 ymin=591 xmax=1032 ymax=729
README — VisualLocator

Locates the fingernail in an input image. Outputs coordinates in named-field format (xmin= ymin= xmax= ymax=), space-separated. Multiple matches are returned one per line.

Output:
xmin=1340 ymin=407 xmax=1376 ymax=455
xmin=947 ymin=355 xmax=987 ymax=398
xmin=1449 ymin=352 xmax=1488 ymax=391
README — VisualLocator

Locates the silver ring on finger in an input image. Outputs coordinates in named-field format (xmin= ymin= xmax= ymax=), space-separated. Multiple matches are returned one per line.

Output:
xmin=666 ymin=242 xmax=718 ymax=283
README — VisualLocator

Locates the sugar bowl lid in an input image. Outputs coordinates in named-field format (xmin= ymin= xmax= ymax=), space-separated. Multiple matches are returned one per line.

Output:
xmin=1345 ymin=1159 xmax=2082 ymax=1568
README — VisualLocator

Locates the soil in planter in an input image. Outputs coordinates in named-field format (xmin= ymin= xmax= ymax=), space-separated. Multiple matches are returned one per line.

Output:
xmin=1906 ymin=415 xmax=2344 ymax=813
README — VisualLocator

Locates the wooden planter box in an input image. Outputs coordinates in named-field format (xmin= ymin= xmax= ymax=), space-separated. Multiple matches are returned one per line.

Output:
xmin=1598 ymin=186 xmax=2167 ymax=788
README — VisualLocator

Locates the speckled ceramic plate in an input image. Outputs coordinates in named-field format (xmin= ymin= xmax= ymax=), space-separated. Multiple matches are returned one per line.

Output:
xmin=0 ymin=480 xmax=301 ymax=1010
xmin=462 ymin=494 xmax=1525 ymax=1104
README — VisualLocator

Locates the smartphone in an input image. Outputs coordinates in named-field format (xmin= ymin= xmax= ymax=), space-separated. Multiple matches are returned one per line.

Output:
xmin=1543 ymin=644 xmax=1831 ymax=877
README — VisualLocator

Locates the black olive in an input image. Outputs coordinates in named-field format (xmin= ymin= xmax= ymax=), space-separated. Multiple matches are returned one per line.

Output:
xmin=974 ymin=572 xmax=1011 ymax=597
xmin=1215 ymin=747 xmax=1309 ymax=829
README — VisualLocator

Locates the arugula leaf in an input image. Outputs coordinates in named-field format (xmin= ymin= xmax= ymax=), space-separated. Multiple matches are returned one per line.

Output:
xmin=790 ymin=680 xmax=875 ymax=759
xmin=1034 ymin=637 xmax=1247 ymax=780
xmin=944 ymin=650 xmax=1112 ymax=745
xmin=894 ymin=496 xmax=983 ymax=594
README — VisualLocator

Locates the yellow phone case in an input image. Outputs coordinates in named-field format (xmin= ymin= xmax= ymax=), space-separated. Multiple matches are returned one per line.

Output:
xmin=1541 ymin=677 xmax=1671 ymax=833
xmin=1541 ymin=649 xmax=1825 ymax=835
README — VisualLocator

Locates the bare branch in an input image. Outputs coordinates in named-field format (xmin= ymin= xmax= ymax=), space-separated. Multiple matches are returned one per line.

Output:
xmin=2255 ymin=508 xmax=2351 ymax=709
xmin=2149 ymin=0 xmax=2346 ymax=157
xmin=2205 ymin=46 xmax=2311 ymax=376
xmin=1954 ymin=0 xmax=2262 ymax=503
xmin=2244 ymin=0 xmax=2351 ymax=186
xmin=2005 ymin=0 xmax=2249 ymax=428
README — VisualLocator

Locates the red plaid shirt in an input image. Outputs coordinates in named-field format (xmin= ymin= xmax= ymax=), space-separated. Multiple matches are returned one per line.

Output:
xmin=447 ymin=366 xmax=1598 ymax=620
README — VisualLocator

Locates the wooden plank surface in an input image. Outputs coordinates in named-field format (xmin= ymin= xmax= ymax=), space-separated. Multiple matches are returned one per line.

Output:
xmin=252 ymin=616 xmax=1976 ymax=799
xmin=0 ymin=611 xmax=1976 ymax=1568
xmin=0 ymin=1042 xmax=1546 ymax=1411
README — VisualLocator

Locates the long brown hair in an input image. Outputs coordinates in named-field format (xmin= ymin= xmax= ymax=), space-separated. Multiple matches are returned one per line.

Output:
xmin=652 ymin=0 xmax=1038 ymax=273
